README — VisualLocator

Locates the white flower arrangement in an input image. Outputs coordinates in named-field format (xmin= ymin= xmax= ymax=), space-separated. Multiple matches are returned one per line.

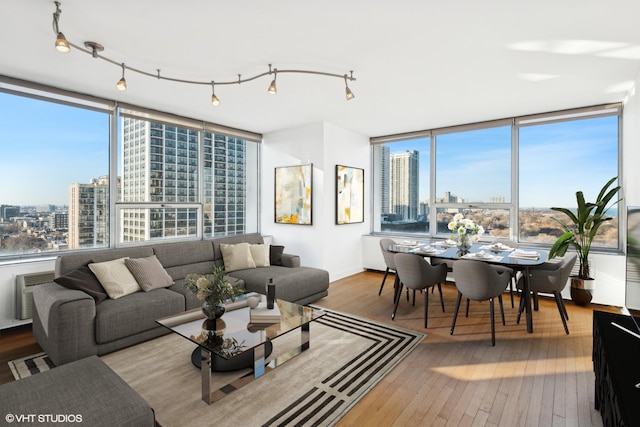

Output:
xmin=447 ymin=213 xmax=484 ymax=242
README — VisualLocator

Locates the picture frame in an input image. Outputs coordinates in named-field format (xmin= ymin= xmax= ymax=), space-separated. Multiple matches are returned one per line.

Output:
xmin=274 ymin=164 xmax=313 ymax=225
xmin=336 ymin=164 xmax=364 ymax=224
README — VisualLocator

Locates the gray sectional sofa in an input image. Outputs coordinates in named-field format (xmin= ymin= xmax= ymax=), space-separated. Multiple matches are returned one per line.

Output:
xmin=32 ymin=234 xmax=329 ymax=366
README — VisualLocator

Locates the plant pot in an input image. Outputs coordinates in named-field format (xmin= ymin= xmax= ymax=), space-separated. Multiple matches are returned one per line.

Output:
xmin=570 ymin=277 xmax=594 ymax=306
xmin=202 ymin=300 xmax=225 ymax=320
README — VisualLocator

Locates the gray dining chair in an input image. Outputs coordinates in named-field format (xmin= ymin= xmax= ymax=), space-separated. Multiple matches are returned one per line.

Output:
xmin=516 ymin=252 xmax=577 ymax=334
xmin=392 ymin=253 xmax=448 ymax=328
xmin=491 ymin=239 xmax=519 ymax=308
xmin=378 ymin=238 xmax=398 ymax=296
xmin=450 ymin=260 xmax=512 ymax=346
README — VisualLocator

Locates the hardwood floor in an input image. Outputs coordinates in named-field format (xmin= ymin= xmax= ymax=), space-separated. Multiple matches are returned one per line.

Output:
xmin=317 ymin=271 xmax=616 ymax=427
xmin=0 ymin=270 xmax=618 ymax=426
xmin=0 ymin=324 xmax=42 ymax=385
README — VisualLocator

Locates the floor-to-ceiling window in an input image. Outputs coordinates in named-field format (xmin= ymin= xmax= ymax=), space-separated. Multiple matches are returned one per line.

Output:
xmin=371 ymin=104 xmax=622 ymax=251
xmin=0 ymin=77 xmax=261 ymax=260
xmin=372 ymin=135 xmax=430 ymax=234
xmin=0 ymin=84 xmax=112 ymax=257
xmin=433 ymin=121 xmax=512 ymax=238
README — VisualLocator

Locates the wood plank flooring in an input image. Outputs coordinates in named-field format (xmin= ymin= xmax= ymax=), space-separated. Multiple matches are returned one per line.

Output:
xmin=318 ymin=271 xmax=616 ymax=427
xmin=0 ymin=270 xmax=618 ymax=426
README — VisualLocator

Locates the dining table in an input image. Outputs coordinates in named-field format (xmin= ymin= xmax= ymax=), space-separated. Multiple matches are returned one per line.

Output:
xmin=387 ymin=239 xmax=547 ymax=333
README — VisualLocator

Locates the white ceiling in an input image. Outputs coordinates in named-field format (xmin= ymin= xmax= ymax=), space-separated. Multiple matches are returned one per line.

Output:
xmin=3 ymin=1 xmax=640 ymax=137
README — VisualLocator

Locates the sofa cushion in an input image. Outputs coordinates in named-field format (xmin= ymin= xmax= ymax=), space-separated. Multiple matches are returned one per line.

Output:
xmin=250 ymin=244 xmax=271 ymax=267
xmin=125 ymin=255 xmax=174 ymax=292
xmin=56 ymin=246 xmax=155 ymax=278
xmin=89 ymin=258 xmax=141 ymax=300
xmin=0 ymin=356 xmax=155 ymax=427
xmin=270 ymin=245 xmax=285 ymax=266
xmin=230 ymin=266 xmax=329 ymax=303
xmin=54 ymin=261 xmax=108 ymax=304
xmin=95 ymin=288 xmax=184 ymax=344
xmin=153 ymin=240 xmax=216 ymax=282
xmin=220 ymin=242 xmax=256 ymax=272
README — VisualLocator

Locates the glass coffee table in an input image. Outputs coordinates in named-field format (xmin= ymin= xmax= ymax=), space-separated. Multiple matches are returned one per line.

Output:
xmin=156 ymin=297 xmax=325 ymax=404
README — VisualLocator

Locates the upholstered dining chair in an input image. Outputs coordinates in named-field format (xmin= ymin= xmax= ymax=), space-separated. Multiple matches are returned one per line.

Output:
xmin=450 ymin=260 xmax=513 ymax=346
xmin=392 ymin=253 xmax=448 ymax=328
xmin=378 ymin=238 xmax=398 ymax=296
xmin=516 ymin=252 xmax=577 ymax=334
xmin=491 ymin=239 xmax=519 ymax=308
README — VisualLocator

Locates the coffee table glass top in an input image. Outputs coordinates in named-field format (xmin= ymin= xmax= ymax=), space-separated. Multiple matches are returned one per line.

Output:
xmin=156 ymin=298 xmax=325 ymax=360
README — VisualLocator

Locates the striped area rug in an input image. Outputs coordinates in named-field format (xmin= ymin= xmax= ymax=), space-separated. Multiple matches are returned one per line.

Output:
xmin=8 ymin=352 xmax=54 ymax=380
xmin=9 ymin=307 xmax=424 ymax=427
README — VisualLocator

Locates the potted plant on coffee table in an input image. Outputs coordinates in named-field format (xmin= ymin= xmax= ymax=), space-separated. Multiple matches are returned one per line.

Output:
xmin=185 ymin=266 xmax=245 ymax=320
xmin=548 ymin=176 xmax=621 ymax=305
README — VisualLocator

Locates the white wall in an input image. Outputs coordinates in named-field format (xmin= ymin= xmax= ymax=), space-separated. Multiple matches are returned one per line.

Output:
xmin=261 ymin=122 xmax=370 ymax=281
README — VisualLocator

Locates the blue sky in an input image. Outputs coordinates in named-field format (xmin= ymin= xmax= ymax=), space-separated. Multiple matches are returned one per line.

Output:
xmin=0 ymin=92 xmax=109 ymax=205
xmin=0 ymin=90 xmax=619 ymax=208
xmin=387 ymin=115 xmax=618 ymax=207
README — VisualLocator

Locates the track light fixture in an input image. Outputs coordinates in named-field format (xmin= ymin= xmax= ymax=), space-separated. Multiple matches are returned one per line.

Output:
xmin=116 ymin=63 xmax=127 ymax=91
xmin=51 ymin=2 xmax=356 ymax=103
xmin=53 ymin=2 xmax=70 ymax=53
xmin=268 ymin=65 xmax=277 ymax=95
xmin=344 ymin=73 xmax=355 ymax=100
xmin=210 ymin=82 xmax=220 ymax=106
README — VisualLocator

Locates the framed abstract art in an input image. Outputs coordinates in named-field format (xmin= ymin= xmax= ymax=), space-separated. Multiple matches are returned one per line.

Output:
xmin=336 ymin=164 xmax=364 ymax=224
xmin=274 ymin=164 xmax=313 ymax=225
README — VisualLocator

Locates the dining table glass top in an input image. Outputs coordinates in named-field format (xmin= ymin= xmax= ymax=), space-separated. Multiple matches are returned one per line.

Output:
xmin=387 ymin=240 xmax=547 ymax=267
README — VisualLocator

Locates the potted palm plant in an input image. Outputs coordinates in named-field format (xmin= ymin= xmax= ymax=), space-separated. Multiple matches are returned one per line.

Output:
xmin=548 ymin=176 xmax=621 ymax=305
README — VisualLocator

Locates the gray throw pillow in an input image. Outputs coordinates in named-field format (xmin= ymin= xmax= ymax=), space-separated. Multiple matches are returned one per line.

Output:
xmin=270 ymin=245 xmax=285 ymax=266
xmin=54 ymin=261 xmax=108 ymax=304
xmin=125 ymin=255 xmax=175 ymax=292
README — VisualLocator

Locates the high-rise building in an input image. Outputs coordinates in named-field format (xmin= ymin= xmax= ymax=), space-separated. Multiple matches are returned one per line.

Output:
xmin=120 ymin=118 xmax=246 ymax=241
xmin=203 ymin=132 xmax=247 ymax=236
xmin=376 ymin=145 xmax=390 ymax=215
xmin=0 ymin=205 xmax=20 ymax=222
xmin=390 ymin=150 xmax=419 ymax=221
xmin=68 ymin=176 xmax=112 ymax=249
xmin=50 ymin=212 xmax=68 ymax=230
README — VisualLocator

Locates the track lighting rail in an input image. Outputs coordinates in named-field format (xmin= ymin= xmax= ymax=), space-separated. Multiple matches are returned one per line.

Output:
xmin=52 ymin=2 xmax=356 ymax=103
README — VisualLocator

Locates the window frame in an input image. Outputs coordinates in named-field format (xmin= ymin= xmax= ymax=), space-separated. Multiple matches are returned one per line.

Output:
xmin=370 ymin=104 xmax=623 ymax=253
xmin=0 ymin=76 xmax=262 ymax=261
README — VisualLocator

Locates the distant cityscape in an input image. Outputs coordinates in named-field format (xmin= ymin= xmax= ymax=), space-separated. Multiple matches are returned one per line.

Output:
xmin=0 ymin=140 xmax=618 ymax=256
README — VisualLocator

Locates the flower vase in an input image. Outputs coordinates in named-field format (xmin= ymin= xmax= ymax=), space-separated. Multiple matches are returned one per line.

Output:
xmin=202 ymin=300 xmax=225 ymax=320
xmin=456 ymin=234 xmax=472 ymax=252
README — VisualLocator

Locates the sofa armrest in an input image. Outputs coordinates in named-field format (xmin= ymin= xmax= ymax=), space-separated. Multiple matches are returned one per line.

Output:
xmin=281 ymin=253 xmax=300 ymax=268
xmin=32 ymin=282 xmax=98 ymax=365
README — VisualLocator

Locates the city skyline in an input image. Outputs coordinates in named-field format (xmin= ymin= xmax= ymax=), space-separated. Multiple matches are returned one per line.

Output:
xmin=386 ymin=115 xmax=618 ymax=207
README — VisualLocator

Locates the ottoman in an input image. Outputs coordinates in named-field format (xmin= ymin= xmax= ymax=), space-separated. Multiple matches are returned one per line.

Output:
xmin=0 ymin=356 xmax=154 ymax=427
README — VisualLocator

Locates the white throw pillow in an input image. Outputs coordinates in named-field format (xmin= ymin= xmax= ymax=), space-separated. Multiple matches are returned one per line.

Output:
xmin=220 ymin=243 xmax=256 ymax=272
xmin=89 ymin=257 xmax=141 ymax=299
xmin=250 ymin=244 xmax=271 ymax=268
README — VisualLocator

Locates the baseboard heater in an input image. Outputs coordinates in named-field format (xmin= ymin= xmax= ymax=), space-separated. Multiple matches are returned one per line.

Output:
xmin=15 ymin=271 xmax=55 ymax=320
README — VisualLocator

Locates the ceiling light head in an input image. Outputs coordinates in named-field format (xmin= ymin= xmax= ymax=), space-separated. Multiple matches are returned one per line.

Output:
xmin=345 ymin=86 xmax=355 ymax=101
xmin=211 ymin=82 xmax=220 ymax=106
xmin=344 ymin=75 xmax=355 ymax=100
xmin=53 ymin=2 xmax=70 ymax=53
xmin=55 ymin=32 xmax=71 ymax=53
xmin=116 ymin=63 xmax=127 ymax=91
xmin=268 ymin=68 xmax=277 ymax=95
